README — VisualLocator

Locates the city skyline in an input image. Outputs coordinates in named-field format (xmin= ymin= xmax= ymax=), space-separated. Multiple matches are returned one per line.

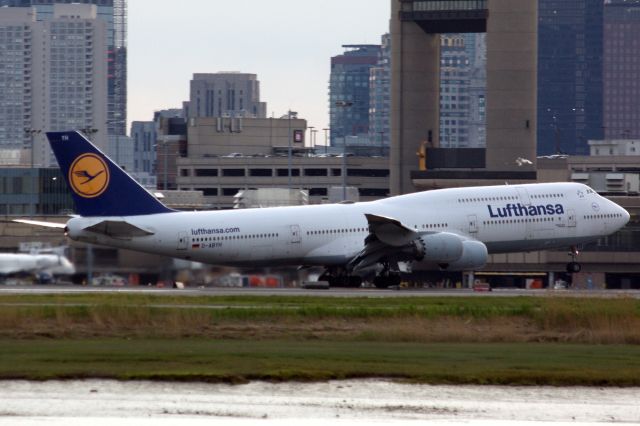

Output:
xmin=128 ymin=0 xmax=390 ymax=137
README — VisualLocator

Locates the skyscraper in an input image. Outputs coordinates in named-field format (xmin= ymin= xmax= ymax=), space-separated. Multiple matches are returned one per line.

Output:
xmin=0 ymin=8 xmax=36 ymax=153
xmin=0 ymin=0 xmax=127 ymax=136
xmin=189 ymin=73 xmax=267 ymax=119
xmin=369 ymin=34 xmax=391 ymax=152
xmin=329 ymin=44 xmax=381 ymax=147
xmin=131 ymin=121 xmax=156 ymax=174
xmin=437 ymin=33 xmax=487 ymax=149
xmin=604 ymin=0 xmax=640 ymax=140
xmin=538 ymin=0 xmax=604 ymax=155
xmin=0 ymin=4 xmax=109 ymax=166
xmin=440 ymin=35 xmax=470 ymax=148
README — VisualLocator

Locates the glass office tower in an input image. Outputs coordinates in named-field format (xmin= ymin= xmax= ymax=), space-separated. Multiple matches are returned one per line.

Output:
xmin=329 ymin=44 xmax=381 ymax=147
xmin=538 ymin=0 xmax=604 ymax=155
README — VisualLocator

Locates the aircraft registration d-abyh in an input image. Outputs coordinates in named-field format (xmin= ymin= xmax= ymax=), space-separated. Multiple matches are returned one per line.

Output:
xmin=16 ymin=131 xmax=630 ymax=288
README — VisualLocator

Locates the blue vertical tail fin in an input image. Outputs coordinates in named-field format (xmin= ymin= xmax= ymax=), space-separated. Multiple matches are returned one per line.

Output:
xmin=47 ymin=131 xmax=174 ymax=217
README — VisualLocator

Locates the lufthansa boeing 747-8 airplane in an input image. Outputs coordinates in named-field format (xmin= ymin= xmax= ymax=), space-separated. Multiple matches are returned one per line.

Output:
xmin=17 ymin=131 xmax=630 ymax=288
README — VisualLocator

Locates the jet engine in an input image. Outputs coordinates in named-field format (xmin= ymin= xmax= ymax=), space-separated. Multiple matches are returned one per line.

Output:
xmin=408 ymin=232 xmax=464 ymax=263
xmin=439 ymin=240 xmax=488 ymax=271
xmin=408 ymin=234 xmax=488 ymax=271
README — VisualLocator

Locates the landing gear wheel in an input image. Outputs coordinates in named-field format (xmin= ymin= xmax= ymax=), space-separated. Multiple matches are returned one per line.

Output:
xmin=566 ymin=246 xmax=581 ymax=274
xmin=373 ymin=274 xmax=401 ymax=289
xmin=373 ymin=276 xmax=389 ymax=289
xmin=327 ymin=276 xmax=346 ymax=288
xmin=347 ymin=276 xmax=363 ymax=288
xmin=325 ymin=275 xmax=362 ymax=288
xmin=566 ymin=262 xmax=581 ymax=274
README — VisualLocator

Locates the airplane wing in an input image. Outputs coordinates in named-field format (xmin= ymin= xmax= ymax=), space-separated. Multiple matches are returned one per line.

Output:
xmin=83 ymin=220 xmax=154 ymax=238
xmin=348 ymin=214 xmax=426 ymax=272
xmin=364 ymin=213 xmax=419 ymax=246
xmin=12 ymin=219 xmax=67 ymax=229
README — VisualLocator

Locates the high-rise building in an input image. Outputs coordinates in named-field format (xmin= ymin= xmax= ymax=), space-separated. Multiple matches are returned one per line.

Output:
xmin=467 ymin=33 xmax=487 ymax=148
xmin=369 ymin=34 xmax=391 ymax=151
xmin=440 ymin=35 xmax=470 ymax=148
xmin=0 ymin=8 xmax=35 ymax=155
xmin=131 ymin=122 xmax=156 ymax=175
xmin=604 ymin=0 xmax=640 ymax=140
xmin=3 ymin=0 xmax=126 ymax=135
xmin=0 ymin=4 xmax=109 ymax=166
xmin=0 ymin=0 xmax=127 ymax=137
xmin=437 ymin=33 xmax=487 ymax=149
xmin=329 ymin=44 xmax=381 ymax=147
xmin=189 ymin=73 xmax=266 ymax=119
xmin=130 ymin=109 xmax=184 ymax=174
xmin=538 ymin=0 xmax=604 ymax=156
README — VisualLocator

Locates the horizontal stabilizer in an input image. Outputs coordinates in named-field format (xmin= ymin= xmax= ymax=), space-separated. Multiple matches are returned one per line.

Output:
xmin=83 ymin=220 xmax=154 ymax=238
xmin=12 ymin=219 xmax=67 ymax=229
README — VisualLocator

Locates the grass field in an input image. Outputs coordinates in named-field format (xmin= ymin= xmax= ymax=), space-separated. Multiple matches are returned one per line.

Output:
xmin=1 ymin=339 xmax=640 ymax=386
xmin=0 ymin=293 xmax=639 ymax=385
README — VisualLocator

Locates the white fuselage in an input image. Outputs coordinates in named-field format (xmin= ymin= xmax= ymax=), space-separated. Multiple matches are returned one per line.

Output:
xmin=0 ymin=253 xmax=75 ymax=276
xmin=65 ymin=183 xmax=629 ymax=269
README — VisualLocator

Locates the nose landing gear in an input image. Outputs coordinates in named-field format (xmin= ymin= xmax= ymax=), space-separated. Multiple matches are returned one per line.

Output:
xmin=566 ymin=246 xmax=582 ymax=274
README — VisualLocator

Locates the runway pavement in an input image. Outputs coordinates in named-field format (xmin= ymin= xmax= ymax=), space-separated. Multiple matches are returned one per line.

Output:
xmin=0 ymin=285 xmax=638 ymax=298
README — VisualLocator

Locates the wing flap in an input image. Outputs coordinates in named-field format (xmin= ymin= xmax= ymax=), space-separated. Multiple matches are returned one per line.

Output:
xmin=364 ymin=213 xmax=419 ymax=246
xmin=348 ymin=214 xmax=424 ymax=272
xmin=83 ymin=220 xmax=154 ymax=238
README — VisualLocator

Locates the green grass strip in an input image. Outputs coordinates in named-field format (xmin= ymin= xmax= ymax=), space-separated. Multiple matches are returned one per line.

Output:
xmin=0 ymin=293 xmax=638 ymax=320
xmin=1 ymin=339 xmax=639 ymax=386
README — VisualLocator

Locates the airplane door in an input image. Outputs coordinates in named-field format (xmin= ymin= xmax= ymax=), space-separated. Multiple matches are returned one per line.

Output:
xmin=290 ymin=225 xmax=301 ymax=244
xmin=467 ymin=215 xmax=478 ymax=235
xmin=516 ymin=187 xmax=531 ymax=206
xmin=567 ymin=210 xmax=577 ymax=228
xmin=177 ymin=232 xmax=189 ymax=251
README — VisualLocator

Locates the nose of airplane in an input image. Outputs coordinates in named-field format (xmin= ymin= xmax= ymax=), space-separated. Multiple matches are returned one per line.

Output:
xmin=622 ymin=206 xmax=631 ymax=225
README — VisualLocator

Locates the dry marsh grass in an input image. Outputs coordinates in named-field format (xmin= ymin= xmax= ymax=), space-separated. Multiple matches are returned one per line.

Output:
xmin=0 ymin=294 xmax=639 ymax=344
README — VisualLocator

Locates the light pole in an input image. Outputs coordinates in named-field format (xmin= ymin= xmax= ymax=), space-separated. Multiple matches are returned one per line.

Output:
xmin=24 ymin=128 xmax=41 ymax=169
xmin=311 ymin=129 xmax=318 ymax=152
xmin=287 ymin=110 xmax=297 ymax=190
xmin=307 ymin=126 xmax=315 ymax=149
xmin=342 ymin=145 xmax=347 ymax=201
xmin=86 ymin=243 xmax=94 ymax=286
xmin=322 ymin=128 xmax=329 ymax=154
xmin=334 ymin=101 xmax=354 ymax=201
xmin=78 ymin=127 xmax=98 ymax=285
xmin=24 ymin=129 xmax=41 ymax=216
xmin=158 ymin=139 xmax=169 ymax=191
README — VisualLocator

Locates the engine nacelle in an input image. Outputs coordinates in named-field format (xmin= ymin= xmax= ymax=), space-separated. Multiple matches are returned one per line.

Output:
xmin=410 ymin=232 xmax=464 ymax=263
xmin=440 ymin=240 xmax=488 ymax=271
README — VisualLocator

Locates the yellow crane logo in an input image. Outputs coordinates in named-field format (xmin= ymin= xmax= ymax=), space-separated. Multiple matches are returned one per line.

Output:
xmin=69 ymin=153 xmax=110 ymax=198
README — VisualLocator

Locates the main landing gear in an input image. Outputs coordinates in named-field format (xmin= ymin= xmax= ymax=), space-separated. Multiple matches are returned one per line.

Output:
xmin=373 ymin=272 xmax=401 ymax=289
xmin=318 ymin=264 xmax=402 ymax=289
xmin=566 ymin=246 xmax=582 ymax=274
xmin=372 ymin=262 xmax=402 ymax=289
xmin=319 ymin=270 xmax=362 ymax=288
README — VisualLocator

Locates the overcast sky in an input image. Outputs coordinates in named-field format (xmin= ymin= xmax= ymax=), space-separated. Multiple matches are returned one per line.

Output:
xmin=128 ymin=0 xmax=390 ymax=135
